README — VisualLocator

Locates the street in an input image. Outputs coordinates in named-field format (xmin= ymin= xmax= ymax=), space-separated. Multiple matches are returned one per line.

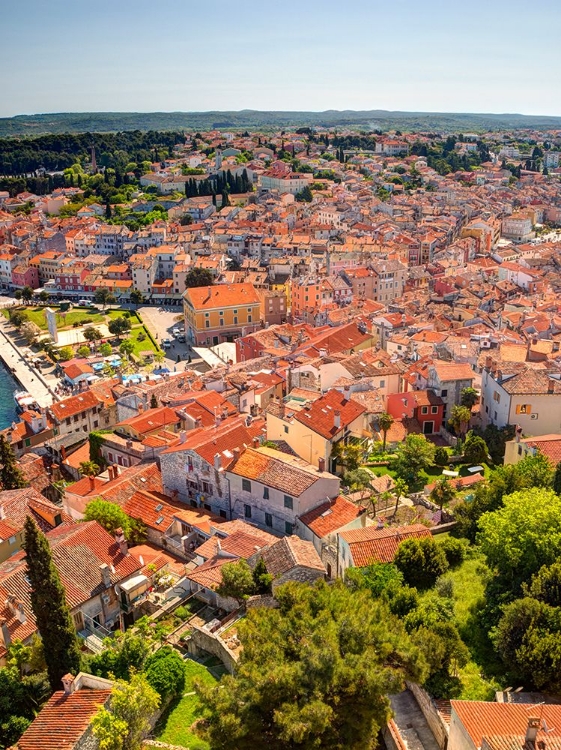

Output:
xmin=137 ymin=305 xmax=192 ymax=370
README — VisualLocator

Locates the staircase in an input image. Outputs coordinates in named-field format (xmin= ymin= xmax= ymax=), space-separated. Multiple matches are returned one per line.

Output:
xmin=79 ymin=630 xmax=105 ymax=654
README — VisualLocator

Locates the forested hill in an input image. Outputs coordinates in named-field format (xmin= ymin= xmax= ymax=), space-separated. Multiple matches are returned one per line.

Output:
xmin=2 ymin=109 xmax=561 ymax=136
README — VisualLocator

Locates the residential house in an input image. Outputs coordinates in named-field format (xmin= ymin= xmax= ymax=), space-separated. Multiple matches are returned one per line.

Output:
xmin=426 ymin=362 xmax=475 ymax=422
xmin=386 ymin=390 xmax=445 ymax=435
xmin=183 ymin=283 xmax=261 ymax=346
xmin=226 ymin=445 xmax=340 ymax=536
xmin=247 ymin=535 xmax=326 ymax=591
xmin=48 ymin=391 xmax=106 ymax=437
xmin=504 ymin=433 xmax=561 ymax=467
xmin=337 ymin=524 xmax=432 ymax=578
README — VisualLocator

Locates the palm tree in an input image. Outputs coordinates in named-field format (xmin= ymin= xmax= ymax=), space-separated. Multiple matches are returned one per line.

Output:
xmin=378 ymin=413 xmax=394 ymax=451
xmin=392 ymin=478 xmax=409 ymax=516
xmin=460 ymin=387 xmax=478 ymax=409
xmin=430 ymin=476 xmax=455 ymax=511
xmin=79 ymin=461 xmax=99 ymax=478
xmin=449 ymin=405 xmax=472 ymax=438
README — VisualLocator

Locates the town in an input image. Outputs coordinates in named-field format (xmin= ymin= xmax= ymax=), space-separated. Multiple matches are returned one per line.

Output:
xmin=1 ymin=124 xmax=561 ymax=750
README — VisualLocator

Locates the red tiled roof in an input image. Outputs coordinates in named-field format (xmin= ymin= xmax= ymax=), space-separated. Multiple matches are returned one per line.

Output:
xmin=522 ymin=434 xmax=561 ymax=466
xmin=196 ymin=528 xmax=276 ymax=561
xmin=294 ymin=389 xmax=365 ymax=440
xmin=121 ymin=490 xmax=186 ymax=531
xmin=185 ymin=282 xmax=259 ymax=310
xmin=186 ymin=556 xmax=231 ymax=589
xmin=229 ymin=446 xmax=329 ymax=496
xmin=431 ymin=361 xmax=475 ymax=383
xmin=340 ymin=524 xmax=431 ymax=567
xmin=116 ymin=406 xmax=181 ymax=435
xmin=258 ymin=535 xmax=325 ymax=576
xmin=299 ymin=495 xmax=364 ymax=538
xmin=49 ymin=390 xmax=100 ymax=421
xmin=451 ymin=701 xmax=561 ymax=748
xmin=15 ymin=686 xmax=112 ymax=750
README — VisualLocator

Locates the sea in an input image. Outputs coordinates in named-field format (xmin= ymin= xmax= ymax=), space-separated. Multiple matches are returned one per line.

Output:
xmin=0 ymin=362 xmax=19 ymax=430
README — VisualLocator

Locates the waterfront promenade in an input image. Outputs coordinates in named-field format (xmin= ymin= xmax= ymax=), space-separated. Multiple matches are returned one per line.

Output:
xmin=0 ymin=316 xmax=56 ymax=409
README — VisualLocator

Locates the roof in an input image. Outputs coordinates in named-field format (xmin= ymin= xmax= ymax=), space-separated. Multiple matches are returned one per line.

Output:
xmin=185 ymin=282 xmax=259 ymax=310
xmin=521 ymin=434 xmax=561 ymax=466
xmin=229 ymin=446 xmax=332 ymax=496
xmin=431 ymin=361 xmax=475 ymax=383
xmin=195 ymin=528 xmax=276 ymax=561
xmin=116 ymin=406 xmax=181 ymax=435
xmin=186 ymin=556 xmax=231 ymax=590
xmin=451 ymin=701 xmax=561 ymax=749
xmin=299 ymin=495 xmax=364 ymax=538
xmin=499 ymin=369 xmax=561 ymax=396
xmin=121 ymin=490 xmax=187 ymax=531
xmin=293 ymin=389 xmax=365 ymax=440
xmin=0 ymin=488 xmax=72 ymax=534
xmin=14 ymin=684 xmax=112 ymax=750
xmin=258 ymin=535 xmax=325 ymax=576
xmin=339 ymin=524 xmax=432 ymax=567
xmin=49 ymin=390 xmax=100 ymax=421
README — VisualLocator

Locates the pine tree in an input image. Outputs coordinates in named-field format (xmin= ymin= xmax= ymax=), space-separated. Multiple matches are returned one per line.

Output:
xmin=22 ymin=517 xmax=81 ymax=691
xmin=105 ymin=202 xmax=112 ymax=219
xmin=0 ymin=434 xmax=26 ymax=490
xmin=554 ymin=462 xmax=561 ymax=496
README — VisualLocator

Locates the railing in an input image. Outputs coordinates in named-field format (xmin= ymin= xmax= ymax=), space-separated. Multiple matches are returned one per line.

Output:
xmin=81 ymin=611 xmax=113 ymax=639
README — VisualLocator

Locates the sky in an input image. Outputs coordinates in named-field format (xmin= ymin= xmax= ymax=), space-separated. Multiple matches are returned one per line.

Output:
xmin=1 ymin=0 xmax=560 ymax=118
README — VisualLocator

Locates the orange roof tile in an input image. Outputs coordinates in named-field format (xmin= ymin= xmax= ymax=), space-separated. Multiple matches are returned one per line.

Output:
xmin=340 ymin=524 xmax=431 ymax=567
xmin=299 ymin=495 xmax=364 ymax=538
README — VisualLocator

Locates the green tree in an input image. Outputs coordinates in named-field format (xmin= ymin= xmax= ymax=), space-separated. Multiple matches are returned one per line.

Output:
xmin=86 ymin=630 xmax=150 ymax=681
xmin=91 ymin=672 xmax=160 ymax=750
xmin=460 ymin=387 xmax=478 ymax=409
xmin=38 ymin=291 xmax=48 ymax=303
xmin=393 ymin=434 xmax=436 ymax=487
xmin=21 ymin=286 xmax=34 ymax=303
xmin=195 ymin=580 xmax=426 ymax=750
xmin=342 ymin=468 xmax=373 ymax=501
xmin=99 ymin=342 xmax=112 ymax=356
xmin=252 ymin=557 xmax=273 ymax=595
xmin=94 ymin=288 xmax=116 ymax=309
xmin=378 ymin=412 xmax=394 ymax=451
xmin=463 ymin=432 xmax=488 ymax=464
xmin=57 ymin=345 xmax=74 ymax=362
xmin=108 ymin=317 xmax=132 ymax=339
xmin=0 ymin=434 xmax=26 ymax=490
xmin=449 ymin=405 xmax=472 ymax=438
xmin=185 ymin=267 xmax=214 ymax=288
xmin=434 ymin=446 xmax=449 ymax=466
xmin=22 ymin=517 xmax=80 ymax=691
xmin=392 ymin=477 xmax=409 ymax=515
xmin=79 ymin=460 xmax=99 ymax=477
xmin=295 ymin=184 xmax=313 ymax=202
xmin=83 ymin=326 xmax=102 ymax=343
xmin=77 ymin=345 xmax=91 ymax=358
xmin=129 ymin=289 xmax=144 ymax=305
xmin=119 ymin=340 xmax=134 ymax=358
xmin=525 ymin=561 xmax=561 ymax=607
xmin=554 ymin=462 xmax=561 ymax=495
xmin=516 ymin=450 xmax=554 ymax=488
xmin=478 ymin=488 xmax=561 ymax=590
xmin=430 ymin=476 xmax=456 ymax=511
xmin=331 ymin=441 xmax=364 ymax=471
xmin=439 ymin=537 xmax=467 ymax=568
xmin=216 ymin=559 xmax=255 ymax=602
xmin=143 ymin=646 xmax=186 ymax=701
xmin=84 ymin=498 xmax=131 ymax=536
xmin=394 ymin=536 xmax=449 ymax=589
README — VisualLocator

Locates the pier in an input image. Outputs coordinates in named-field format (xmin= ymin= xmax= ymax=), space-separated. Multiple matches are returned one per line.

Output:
xmin=0 ymin=318 xmax=56 ymax=410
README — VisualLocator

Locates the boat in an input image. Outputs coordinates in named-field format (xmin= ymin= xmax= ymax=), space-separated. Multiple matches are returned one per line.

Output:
xmin=14 ymin=390 xmax=40 ymax=412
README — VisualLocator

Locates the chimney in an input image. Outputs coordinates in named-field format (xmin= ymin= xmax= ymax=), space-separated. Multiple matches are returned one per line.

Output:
xmin=343 ymin=386 xmax=351 ymax=402
xmin=548 ymin=379 xmax=555 ymax=394
xmin=334 ymin=410 xmax=341 ymax=429
xmin=318 ymin=457 xmax=326 ymax=472
xmin=112 ymin=464 xmax=120 ymax=478
xmin=0 ymin=618 xmax=11 ymax=648
xmin=204 ymin=286 xmax=212 ymax=303
xmin=88 ymin=476 xmax=96 ymax=491
xmin=252 ymin=437 xmax=260 ymax=448
xmin=497 ymin=369 xmax=503 ymax=382
xmin=100 ymin=563 xmax=111 ymax=588
xmin=233 ymin=447 xmax=241 ymax=462
xmin=179 ymin=430 xmax=187 ymax=443
xmin=0 ymin=506 xmax=4 ymax=520
xmin=114 ymin=527 xmax=128 ymax=556
xmin=525 ymin=718 xmax=540 ymax=746
xmin=126 ymin=439 xmax=133 ymax=450
xmin=61 ymin=673 xmax=76 ymax=696
xmin=214 ymin=452 xmax=222 ymax=471
xmin=13 ymin=599 xmax=26 ymax=624
xmin=60 ymin=444 xmax=67 ymax=460
xmin=485 ymin=355 xmax=492 ymax=369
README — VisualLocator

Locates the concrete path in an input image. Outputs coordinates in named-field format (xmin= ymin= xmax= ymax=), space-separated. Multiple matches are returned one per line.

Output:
xmin=0 ymin=318 xmax=55 ymax=408
xmin=389 ymin=690 xmax=440 ymax=750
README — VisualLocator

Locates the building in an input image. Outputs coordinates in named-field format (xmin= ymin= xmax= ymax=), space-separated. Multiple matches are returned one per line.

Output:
xmin=386 ymin=390 xmax=445 ymax=435
xmin=226 ymin=445 xmax=340 ymax=536
xmin=337 ymin=524 xmax=431 ymax=577
xmin=247 ymin=535 xmax=326 ymax=590
xmin=426 ymin=362 xmax=475 ymax=423
xmin=183 ymin=283 xmax=261 ymax=346
xmin=48 ymin=391 xmax=106 ymax=437
xmin=505 ymin=433 xmax=561 ymax=466
xmin=501 ymin=212 xmax=534 ymax=242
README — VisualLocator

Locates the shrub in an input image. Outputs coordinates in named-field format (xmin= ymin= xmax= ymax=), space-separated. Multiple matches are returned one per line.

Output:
xmin=435 ymin=576 xmax=454 ymax=599
xmin=440 ymin=537 xmax=467 ymax=568
xmin=434 ymin=447 xmax=449 ymax=467
xmin=394 ymin=536 xmax=449 ymax=589
xmin=144 ymin=646 xmax=186 ymax=700
xmin=137 ymin=331 xmax=146 ymax=342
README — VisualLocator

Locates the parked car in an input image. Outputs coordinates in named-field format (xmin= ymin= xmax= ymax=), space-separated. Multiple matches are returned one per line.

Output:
xmin=78 ymin=299 xmax=96 ymax=308
xmin=162 ymin=338 xmax=172 ymax=349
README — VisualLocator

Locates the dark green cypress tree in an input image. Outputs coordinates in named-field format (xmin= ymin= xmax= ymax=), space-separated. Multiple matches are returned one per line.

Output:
xmin=22 ymin=517 xmax=81 ymax=691
xmin=0 ymin=434 xmax=26 ymax=490
xmin=554 ymin=462 xmax=561 ymax=496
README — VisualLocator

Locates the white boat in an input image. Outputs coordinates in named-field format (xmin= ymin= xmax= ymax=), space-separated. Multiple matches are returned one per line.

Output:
xmin=14 ymin=390 xmax=39 ymax=412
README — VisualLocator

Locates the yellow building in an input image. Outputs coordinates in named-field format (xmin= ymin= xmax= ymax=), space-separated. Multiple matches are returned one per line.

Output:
xmin=183 ymin=283 xmax=261 ymax=346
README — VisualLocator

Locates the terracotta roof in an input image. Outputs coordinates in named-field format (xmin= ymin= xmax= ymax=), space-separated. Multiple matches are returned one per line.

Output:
xmin=0 ymin=488 xmax=72 ymax=534
xmin=121 ymin=490 xmax=187 ymax=531
xmin=185 ymin=282 xmax=259 ymax=310
xmin=299 ymin=495 xmax=364 ymax=538
xmin=293 ymin=389 xmax=365 ymax=440
xmin=451 ymin=701 xmax=561 ymax=749
xmin=195 ymin=529 xmax=276 ymax=561
xmin=431 ymin=361 xmax=475 ymax=383
xmin=229 ymin=446 xmax=331 ymax=496
xmin=15 ymin=685 xmax=112 ymax=750
xmin=171 ymin=506 xmax=226 ymax=535
xmin=499 ymin=369 xmax=561 ymax=396
xmin=186 ymin=556 xmax=231 ymax=589
xmin=522 ymin=434 xmax=561 ymax=466
xmin=339 ymin=524 xmax=431 ymax=567
xmin=116 ymin=406 xmax=181 ymax=435
xmin=258 ymin=535 xmax=324 ymax=576
xmin=49 ymin=390 xmax=100 ymax=421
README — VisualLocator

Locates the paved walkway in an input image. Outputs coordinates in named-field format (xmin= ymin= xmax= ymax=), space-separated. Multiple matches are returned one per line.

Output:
xmin=0 ymin=318 xmax=55 ymax=408
xmin=389 ymin=690 xmax=440 ymax=750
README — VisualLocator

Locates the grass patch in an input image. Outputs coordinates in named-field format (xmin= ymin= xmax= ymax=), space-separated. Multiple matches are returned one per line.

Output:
xmin=128 ymin=326 xmax=160 ymax=357
xmin=7 ymin=306 xmax=106 ymax=330
xmin=155 ymin=659 xmax=217 ymax=749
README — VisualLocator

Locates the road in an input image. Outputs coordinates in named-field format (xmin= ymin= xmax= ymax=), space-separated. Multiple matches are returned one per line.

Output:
xmin=137 ymin=305 xmax=192 ymax=369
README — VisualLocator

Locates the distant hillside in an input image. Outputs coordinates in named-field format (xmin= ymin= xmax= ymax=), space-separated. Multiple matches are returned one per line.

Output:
xmin=2 ymin=110 xmax=561 ymax=136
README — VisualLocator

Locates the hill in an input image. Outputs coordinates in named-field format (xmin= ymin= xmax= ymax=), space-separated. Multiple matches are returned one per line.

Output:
xmin=2 ymin=109 xmax=561 ymax=136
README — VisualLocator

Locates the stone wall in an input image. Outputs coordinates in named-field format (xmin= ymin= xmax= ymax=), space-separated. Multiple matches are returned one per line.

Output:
xmin=406 ymin=681 xmax=449 ymax=750
xmin=184 ymin=624 xmax=238 ymax=674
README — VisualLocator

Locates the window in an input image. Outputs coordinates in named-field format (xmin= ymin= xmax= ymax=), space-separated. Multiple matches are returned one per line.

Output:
xmin=263 ymin=487 xmax=269 ymax=499
xmin=233 ymin=316 xmax=238 ymax=324
xmin=493 ymin=391 xmax=501 ymax=403
xmin=219 ymin=510 xmax=227 ymax=518
xmin=421 ymin=406 xmax=428 ymax=415
xmin=441 ymin=389 xmax=448 ymax=397
xmin=248 ymin=315 xmax=252 ymax=323
xmin=242 ymin=478 xmax=251 ymax=492
xmin=431 ymin=406 xmax=439 ymax=414
xmin=265 ymin=513 xmax=273 ymax=528
xmin=284 ymin=495 xmax=293 ymax=510
xmin=379 ymin=380 xmax=385 ymax=388
xmin=284 ymin=425 xmax=289 ymax=434
xmin=516 ymin=404 xmax=532 ymax=415
xmin=202 ymin=481 xmax=212 ymax=494
xmin=205 ymin=320 xmax=210 ymax=328
xmin=285 ymin=521 xmax=292 ymax=535
xmin=220 ymin=318 xmax=224 ymax=326
xmin=244 ymin=504 xmax=252 ymax=519
xmin=8 ymin=536 xmax=16 ymax=545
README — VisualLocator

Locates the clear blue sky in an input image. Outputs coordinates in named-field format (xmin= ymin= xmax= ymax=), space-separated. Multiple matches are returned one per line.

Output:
xmin=1 ymin=0 xmax=560 ymax=117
